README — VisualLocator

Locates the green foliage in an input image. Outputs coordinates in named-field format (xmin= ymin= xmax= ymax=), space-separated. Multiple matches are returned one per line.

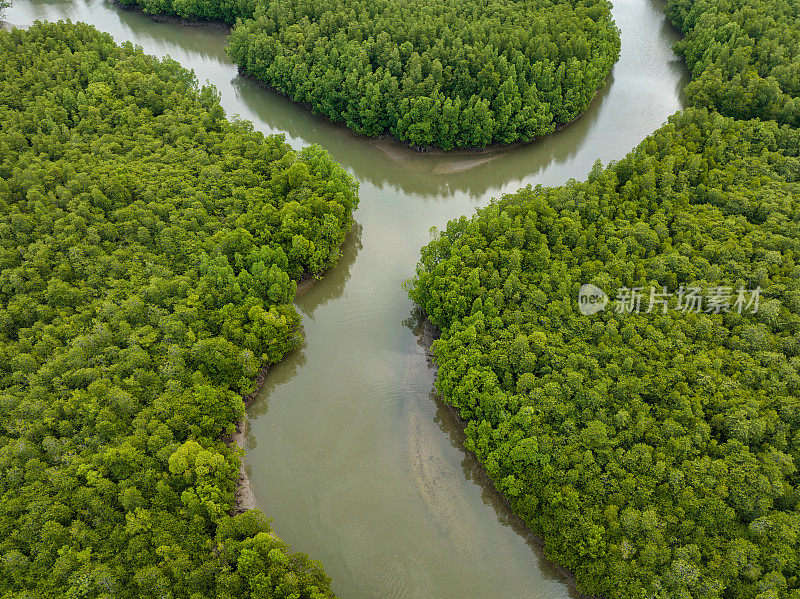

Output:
xmin=117 ymin=0 xmax=621 ymax=150
xmin=408 ymin=109 xmax=800 ymax=598
xmin=116 ymin=0 xmax=258 ymax=24
xmin=667 ymin=0 xmax=800 ymax=126
xmin=408 ymin=0 xmax=800 ymax=592
xmin=0 ymin=21 xmax=357 ymax=597
xmin=227 ymin=0 xmax=620 ymax=149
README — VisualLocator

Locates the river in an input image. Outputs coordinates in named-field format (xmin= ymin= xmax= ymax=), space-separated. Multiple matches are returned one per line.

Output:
xmin=4 ymin=1 xmax=687 ymax=596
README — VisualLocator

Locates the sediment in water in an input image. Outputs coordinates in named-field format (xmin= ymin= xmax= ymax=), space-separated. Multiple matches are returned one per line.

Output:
xmin=415 ymin=313 xmax=601 ymax=599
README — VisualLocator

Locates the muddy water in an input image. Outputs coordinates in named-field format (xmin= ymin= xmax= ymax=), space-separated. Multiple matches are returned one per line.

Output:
xmin=5 ymin=0 xmax=687 ymax=595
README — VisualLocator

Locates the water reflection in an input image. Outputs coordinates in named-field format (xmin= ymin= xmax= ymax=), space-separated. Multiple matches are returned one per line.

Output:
xmin=230 ymin=72 xmax=616 ymax=199
xmin=8 ymin=0 xmax=687 ymax=200
xmin=247 ymin=223 xmax=362 ymax=443
xmin=106 ymin=2 xmax=232 ymax=63
xmin=296 ymin=223 xmax=363 ymax=317
xmin=247 ymin=349 xmax=307 ymax=426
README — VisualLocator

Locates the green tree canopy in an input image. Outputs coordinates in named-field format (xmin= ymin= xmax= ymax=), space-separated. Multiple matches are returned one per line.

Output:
xmin=0 ymin=21 xmax=358 ymax=598
xmin=668 ymin=0 xmax=800 ymax=126
xmin=227 ymin=0 xmax=620 ymax=149
xmin=113 ymin=0 xmax=620 ymax=150
xmin=408 ymin=109 xmax=800 ymax=598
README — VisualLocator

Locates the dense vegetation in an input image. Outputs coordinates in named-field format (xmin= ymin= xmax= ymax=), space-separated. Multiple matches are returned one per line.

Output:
xmin=409 ymin=109 xmax=800 ymax=598
xmin=227 ymin=0 xmax=621 ymax=149
xmin=408 ymin=0 xmax=800 ymax=596
xmin=112 ymin=0 xmax=620 ymax=150
xmin=114 ymin=0 xmax=256 ymax=25
xmin=0 ymin=21 xmax=358 ymax=597
xmin=668 ymin=0 xmax=800 ymax=126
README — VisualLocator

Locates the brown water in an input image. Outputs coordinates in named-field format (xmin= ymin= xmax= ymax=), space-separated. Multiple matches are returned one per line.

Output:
xmin=5 ymin=1 xmax=687 ymax=596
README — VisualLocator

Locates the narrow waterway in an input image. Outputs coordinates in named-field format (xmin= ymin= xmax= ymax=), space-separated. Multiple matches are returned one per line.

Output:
xmin=5 ymin=1 xmax=687 ymax=596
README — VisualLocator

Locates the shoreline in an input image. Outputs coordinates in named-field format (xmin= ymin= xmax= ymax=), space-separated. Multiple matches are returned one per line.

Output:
xmin=416 ymin=314 xmax=600 ymax=599
xmin=238 ymin=69 xmax=609 ymax=155
xmin=226 ymin=363 xmax=269 ymax=514
xmin=108 ymin=0 xmax=232 ymax=31
xmin=107 ymin=0 xmax=605 ymax=582
xmin=227 ymin=223 xmax=355 ymax=515
xmin=225 ymin=283 xmax=319 ymax=515
xmin=106 ymin=0 xmax=612 ymax=156
xmin=105 ymin=0 xmax=356 ymax=522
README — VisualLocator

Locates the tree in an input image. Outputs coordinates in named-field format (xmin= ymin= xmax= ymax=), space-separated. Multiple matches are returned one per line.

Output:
xmin=407 ymin=109 xmax=800 ymax=597
xmin=0 ymin=22 xmax=353 ymax=598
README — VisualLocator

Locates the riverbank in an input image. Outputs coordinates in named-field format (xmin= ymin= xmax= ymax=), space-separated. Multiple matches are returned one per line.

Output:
xmin=114 ymin=0 xmax=356 ymax=522
xmin=105 ymin=1 xmax=610 ymax=156
xmin=6 ymin=0 xmax=689 ymax=594
xmin=109 ymin=0 xmax=232 ymax=30
xmin=415 ymin=313 xmax=601 ymax=599
xmin=238 ymin=70 xmax=609 ymax=155
xmin=227 ymin=223 xmax=356 ymax=515
xmin=226 ymin=363 xmax=269 ymax=514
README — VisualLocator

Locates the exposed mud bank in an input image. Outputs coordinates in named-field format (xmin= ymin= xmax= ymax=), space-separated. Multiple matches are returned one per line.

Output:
xmin=225 ymin=364 xmax=269 ymax=514
xmin=227 ymin=223 xmax=356 ymax=514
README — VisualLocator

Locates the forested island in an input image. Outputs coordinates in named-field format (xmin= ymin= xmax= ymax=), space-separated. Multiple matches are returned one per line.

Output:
xmin=112 ymin=0 xmax=621 ymax=150
xmin=227 ymin=0 xmax=621 ymax=149
xmin=0 ymin=21 xmax=357 ymax=597
xmin=407 ymin=0 xmax=800 ymax=596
